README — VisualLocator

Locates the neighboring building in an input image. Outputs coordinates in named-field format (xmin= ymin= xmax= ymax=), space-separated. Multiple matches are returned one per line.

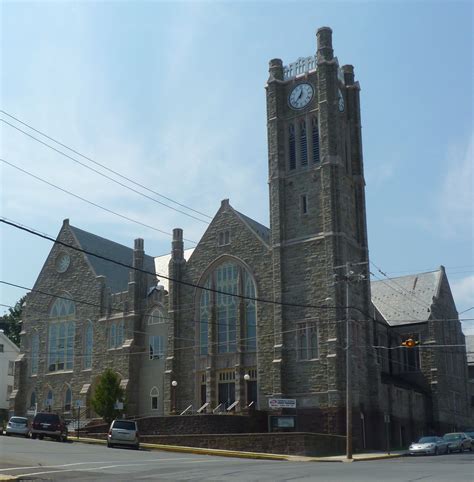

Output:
xmin=0 ymin=330 xmax=19 ymax=420
xmin=11 ymin=27 xmax=472 ymax=448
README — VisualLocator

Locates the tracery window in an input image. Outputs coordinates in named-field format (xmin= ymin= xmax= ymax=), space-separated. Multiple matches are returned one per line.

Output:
xmin=148 ymin=308 xmax=165 ymax=325
xmin=31 ymin=332 xmax=39 ymax=375
xmin=64 ymin=386 xmax=72 ymax=412
xmin=83 ymin=321 xmax=93 ymax=369
xmin=48 ymin=296 xmax=75 ymax=372
xmin=150 ymin=386 xmax=159 ymax=410
xmin=298 ymin=323 xmax=318 ymax=360
xmin=199 ymin=261 xmax=257 ymax=355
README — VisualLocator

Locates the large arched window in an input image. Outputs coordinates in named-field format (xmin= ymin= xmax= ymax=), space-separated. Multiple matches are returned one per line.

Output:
xmin=83 ymin=321 xmax=93 ymax=369
xmin=199 ymin=261 xmax=257 ymax=354
xmin=31 ymin=332 xmax=39 ymax=375
xmin=30 ymin=391 xmax=36 ymax=410
xmin=48 ymin=296 xmax=75 ymax=372
xmin=64 ymin=386 xmax=72 ymax=412
xmin=148 ymin=308 xmax=165 ymax=325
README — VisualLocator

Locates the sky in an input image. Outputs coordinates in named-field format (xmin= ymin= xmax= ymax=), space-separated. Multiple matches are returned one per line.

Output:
xmin=1 ymin=1 xmax=473 ymax=334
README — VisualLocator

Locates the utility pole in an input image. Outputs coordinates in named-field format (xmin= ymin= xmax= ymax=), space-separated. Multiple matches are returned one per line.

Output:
xmin=345 ymin=261 xmax=353 ymax=460
xmin=334 ymin=261 xmax=367 ymax=460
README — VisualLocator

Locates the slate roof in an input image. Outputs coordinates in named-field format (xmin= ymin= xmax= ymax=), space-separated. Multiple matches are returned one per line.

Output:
xmin=69 ymin=225 xmax=156 ymax=293
xmin=234 ymin=210 xmax=270 ymax=245
xmin=371 ymin=269 xmax=442 ymax=326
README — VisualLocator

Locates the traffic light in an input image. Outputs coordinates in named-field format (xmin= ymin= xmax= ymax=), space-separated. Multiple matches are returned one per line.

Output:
xmin=401 ymin=338 xmax=419 ymax=348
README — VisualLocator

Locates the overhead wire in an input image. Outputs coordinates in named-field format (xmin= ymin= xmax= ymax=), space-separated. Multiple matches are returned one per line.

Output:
xmin=0 ymin=118 xmax=210 ymax=224
xmin=1 ymin=158 xmax=198 ymax=245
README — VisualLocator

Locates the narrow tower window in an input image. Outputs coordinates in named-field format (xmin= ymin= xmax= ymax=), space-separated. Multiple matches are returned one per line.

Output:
xmin=300 ymin=120 xmax=308 ymax=166
xmin=312 ymin=117 xmax=320 ymax=163
xmin=289 ymin=124 xmax=296 ymax=170
xmin=300 ymin=194 xmax=308 ymax=215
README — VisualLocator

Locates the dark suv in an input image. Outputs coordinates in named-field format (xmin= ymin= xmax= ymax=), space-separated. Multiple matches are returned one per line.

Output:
xmin=31 ymin=413 xmax=68 ymax=442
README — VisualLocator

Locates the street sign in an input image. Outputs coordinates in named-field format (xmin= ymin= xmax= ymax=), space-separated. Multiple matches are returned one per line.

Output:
xmin=384 ymin=413 xmax=391 ymax=423
xmin=268 ymin=398 xmax=297 ymax=409
xmin=75 ymin=400 xmax=83 ymax=408
xmin=26 ymin=409 xmax=36 ymax=416
xmin=114 ymin=401 xmax=124 ymax=410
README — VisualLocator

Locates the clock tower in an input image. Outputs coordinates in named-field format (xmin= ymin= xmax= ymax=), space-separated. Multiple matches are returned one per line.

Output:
xmin=265 ymin=27 xmax=375 ymax=433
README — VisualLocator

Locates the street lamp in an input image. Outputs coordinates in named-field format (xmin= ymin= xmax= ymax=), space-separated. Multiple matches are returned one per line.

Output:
xmin=243 ymin=374 xmax=250 ymax=408
xmin=171 ymin=380 xmax=178 ymax=414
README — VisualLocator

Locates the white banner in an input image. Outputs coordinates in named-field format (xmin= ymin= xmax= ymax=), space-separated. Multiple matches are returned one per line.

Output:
xmin=268 ymin=398 xmax=297 ymax=409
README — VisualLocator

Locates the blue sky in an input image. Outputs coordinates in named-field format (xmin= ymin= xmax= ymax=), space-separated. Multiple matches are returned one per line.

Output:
xmin=1 ymin=1 xmax=473 ymax=333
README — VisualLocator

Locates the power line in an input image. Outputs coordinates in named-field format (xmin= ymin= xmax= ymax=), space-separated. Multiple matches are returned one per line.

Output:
xmin=1 ymin=159 xmax=198 ymax=245
xmin=1 ymin=110 xmax=213 ymax=220
xmin=1 ymin=118 xmax=210 ymax=224
xmin=0 ymin=217 xmax=345 ymax=312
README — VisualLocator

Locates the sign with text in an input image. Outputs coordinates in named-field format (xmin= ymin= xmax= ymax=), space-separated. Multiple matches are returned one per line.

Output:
xmin=268 ymin=398 xmax=297 ymax=409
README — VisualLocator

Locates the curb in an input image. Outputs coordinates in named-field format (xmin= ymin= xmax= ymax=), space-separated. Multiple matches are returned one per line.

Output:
xmin=73 ymin=437 xmax=405 ymax=463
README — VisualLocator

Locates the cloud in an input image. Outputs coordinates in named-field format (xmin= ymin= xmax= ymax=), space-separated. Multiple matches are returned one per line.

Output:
xmin=439 ymin=132 xmax=474 ymax=238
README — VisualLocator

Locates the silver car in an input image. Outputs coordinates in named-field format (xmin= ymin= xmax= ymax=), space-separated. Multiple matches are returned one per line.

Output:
xmin=5 ymin=416 xmax=30 ymax=438
xmin=443 ymin=433 xmax=472 ymax=453
xmin=107 ymin=419 xmax=139 ymax=450
xmin=409 ymin=436 xmax=449 ymax=455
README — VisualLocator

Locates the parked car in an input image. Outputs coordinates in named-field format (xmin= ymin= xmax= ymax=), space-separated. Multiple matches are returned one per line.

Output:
xmin=31 ymin=413 xmax=68 ymax=442
xmin=464 ymin=431 xmax=474 ymax=440
xmin=107 ymin=419 xmax=139 ymax=449
xmin=408 ymin=436 xmax=449 ymax=455
xmin=5 ymin=416 xmax=30 ymax=438
xmin=443 ymin=433 xmax=472 ymax=453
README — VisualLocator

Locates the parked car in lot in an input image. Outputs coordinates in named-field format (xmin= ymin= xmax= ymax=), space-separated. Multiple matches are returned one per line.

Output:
xmin=5 ymin=416 xmax=30 ymax=438
xmin=443 ymin=433 xmax=472 ymax=453
xmin=408 ymin=436 xmax=449 ymax=455
xmin=31 ymin=413 xmax=68 ymax=442
xmin=107 ymin=419 xmax=139 ymax=450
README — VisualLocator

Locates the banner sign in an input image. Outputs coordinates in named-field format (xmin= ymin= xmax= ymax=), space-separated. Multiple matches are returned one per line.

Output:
xmin=268 ymin=398 xmax=297 ymax=409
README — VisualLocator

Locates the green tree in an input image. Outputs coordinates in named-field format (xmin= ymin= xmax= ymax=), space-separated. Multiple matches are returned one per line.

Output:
xmin=90 ymin=369 xmax=124 ymax=424
xmin=0 ymin=296 xmax=25 ymax=346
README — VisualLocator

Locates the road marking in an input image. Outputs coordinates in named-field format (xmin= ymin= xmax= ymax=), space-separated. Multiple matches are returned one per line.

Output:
xmin=14 ymin=459 xmax=225 ymax=478
xmin=0 ymin=457 xmax=204 ymax=473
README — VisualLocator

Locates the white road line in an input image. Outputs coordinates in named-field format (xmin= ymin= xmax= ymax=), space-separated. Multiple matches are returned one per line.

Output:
xmin=14 ymin=459 xmax=224 ymax=478
xmin=0 ymin=457 xmax=202 ymax=473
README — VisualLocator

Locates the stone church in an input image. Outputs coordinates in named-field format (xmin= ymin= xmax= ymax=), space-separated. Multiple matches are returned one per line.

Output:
xmin=12 ymin=27 xmax=472 ymax=449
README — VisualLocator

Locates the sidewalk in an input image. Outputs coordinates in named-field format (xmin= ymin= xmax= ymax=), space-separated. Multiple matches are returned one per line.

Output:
xmin=75 ymin=436 xmax=406 ymax=462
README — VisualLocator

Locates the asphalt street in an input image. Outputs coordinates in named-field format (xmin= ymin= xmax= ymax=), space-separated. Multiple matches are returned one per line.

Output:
xmin=1 ymin=436 xmax=473 ymax=481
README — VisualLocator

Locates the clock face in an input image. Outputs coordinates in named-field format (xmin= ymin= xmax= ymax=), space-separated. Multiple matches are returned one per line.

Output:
xmin=289 ymin=83 xmax=314 ymax=110
xmin=56 ymin=253 xmax=70 ymax=273
xmin=338 ymin=89 xmax=345 ymax=112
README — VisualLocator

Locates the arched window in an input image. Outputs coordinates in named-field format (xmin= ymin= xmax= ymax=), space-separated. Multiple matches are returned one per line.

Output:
xmin=108 ymin=323 xmax=116 ymax=349
xmin=48 ymin=296 xmax=75 ymax=372
xmin=244 ymin=272 xmax=256 ymax=351
xmin=148 ymin=308 xmax=164 ymax=325
xmin=30 ymin=391 xmax=36 ymax=409
xmin=116 ymin=320 xmax=124 ymax=346
xmin=31 ymin=333 xmax=39 ymax=375
xmin=150 ymin=387 xmax=159 ymax=410
xmin=199 ymin=281 xmax=211 ymax=355
xmin=46 ymin=389 xmax=54 ymax=409
xmin=312 ymin=117 xmax=320 ymax=163
xmin=199 ymin=261 xmax=257 ymax=354
xmin=289 ymin=124 xmax=296 ymax=170
xmin=83 ymin=322 xmax=93 ymax=369
xmin=300 ymin=120 xmax=308 ymax=166
xmin=64 ymin=386 xmax=72 ymax=412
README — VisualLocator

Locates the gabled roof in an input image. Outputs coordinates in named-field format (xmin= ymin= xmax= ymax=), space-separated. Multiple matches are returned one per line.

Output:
xmin=233 ymin=209 xmax=270 ymax=245
xmin=371 ymin=269 xmax=442 ymax=326
xmin=0 ymin=331 xmax=20 ymax=354
xmin=69 ymin=225 xmax=156 ymax=293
